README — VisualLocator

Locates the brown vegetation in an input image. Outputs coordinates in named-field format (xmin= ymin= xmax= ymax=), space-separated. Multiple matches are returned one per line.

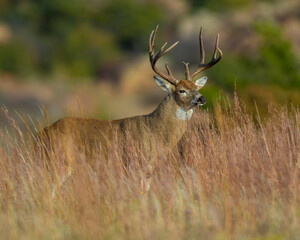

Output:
xmin=0 ymin=96 xmax=299 ymax=239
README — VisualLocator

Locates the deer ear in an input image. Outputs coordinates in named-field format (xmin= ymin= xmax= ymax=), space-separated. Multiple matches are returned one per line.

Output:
xmin=154 ymin=76 xmax=174 ymax=93
xmin=195 ymin=76 xmax=207 ymax=90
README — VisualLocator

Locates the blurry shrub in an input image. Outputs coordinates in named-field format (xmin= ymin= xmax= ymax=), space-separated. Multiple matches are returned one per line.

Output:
xmin=254 ymin=21 xmax=300 ymax=88
xmin=54 ymin=26 xmax=121 ymax=78
xmin=188 ymin=0 xmax=282 ymax=11
xmin=208 ymin=21 xmax=300 ymax=109
xmin=200 ymin=84 xmax=222 ymax=109
xmin=209 ymin=21 xmax=300 ymax=89
xmin=0 ymin=0 xmax=164 ymax=80
xmin=96 ymin=0 xmax=164 ymax=52
xmin=188 ymin=0 xmax=251 ymax=11
xmin=0 ymin=39 xmax=36 ymax=75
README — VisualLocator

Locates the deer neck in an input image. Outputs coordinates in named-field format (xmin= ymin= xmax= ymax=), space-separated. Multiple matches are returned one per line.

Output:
xmin=142 ymin=94 xmax=193 ymax=147
xmin=154 ymin=94 xmax=193 ymax=120
xmin=146 ymin=94 xmax=194 ymax=130
xmin=176 ymin=107 xmax=193 ymax=120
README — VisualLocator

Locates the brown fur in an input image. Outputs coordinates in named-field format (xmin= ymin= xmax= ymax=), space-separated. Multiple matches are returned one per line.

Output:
xmin=178 ymin=80 xmax=197 ymax=89
xmin=38 ymin=94 xmax=189 ymax=164
xmin=36 ymin=76 xmax=207 ymax=193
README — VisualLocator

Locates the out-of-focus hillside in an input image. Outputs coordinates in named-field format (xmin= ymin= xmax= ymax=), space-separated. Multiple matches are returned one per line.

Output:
xmin=0 ymin=0 xmax=299 ymax=130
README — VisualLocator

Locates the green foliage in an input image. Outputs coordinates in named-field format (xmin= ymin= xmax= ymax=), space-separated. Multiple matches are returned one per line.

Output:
xmin=188 ymin=0 xmax=280 ymax=11
xmin=97 ymin=0 xmax=164 ymax=51
xmin=0 ymin=39 xmax=36 ymax=75
xmin=188 ymin=0 xmax=251 ymax=11
xmin=0 ymin=0 xmax=163 ymax=79
xmin=211 ymin=21 xmax=300 ymax=88
xmin=254 ymin=21 xmax=300 ymax=88
xmin=207 ymin=21 xmax=300 ymax=108
xmin=54 ymin=26 xmax=120 ymax=78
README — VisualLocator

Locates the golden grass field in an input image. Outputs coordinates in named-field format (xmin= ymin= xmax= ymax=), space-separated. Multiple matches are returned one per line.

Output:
xmin=0 ymin=96 xmax=299 ymax=240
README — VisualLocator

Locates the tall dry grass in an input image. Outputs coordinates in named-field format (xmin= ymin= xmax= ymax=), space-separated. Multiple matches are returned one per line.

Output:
xmin=0 ymin=96 xmax=299 ymax=240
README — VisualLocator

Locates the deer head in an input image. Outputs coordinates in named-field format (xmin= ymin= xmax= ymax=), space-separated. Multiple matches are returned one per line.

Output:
xmin=149 ymin=26 xmax=222 ymax=111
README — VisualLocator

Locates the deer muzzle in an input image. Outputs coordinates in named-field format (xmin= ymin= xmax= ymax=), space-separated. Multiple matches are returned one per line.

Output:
xmin=192 ymin=95 xmax=206 ymax=106
xmin=197 ymin=96 xmax=206 ymax=105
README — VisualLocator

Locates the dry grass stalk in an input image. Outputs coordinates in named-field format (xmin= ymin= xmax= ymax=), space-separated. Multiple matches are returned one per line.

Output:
xmin=0 ymin=96 xmax=299 ymax=240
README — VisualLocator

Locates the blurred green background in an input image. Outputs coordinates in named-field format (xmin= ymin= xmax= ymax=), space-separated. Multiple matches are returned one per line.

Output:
xmin=0 ymin=0 xmax=299 ymax=127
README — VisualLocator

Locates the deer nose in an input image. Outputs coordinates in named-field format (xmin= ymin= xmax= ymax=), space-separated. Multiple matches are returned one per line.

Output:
xmin=197 ymin=96 xmax=206 ymax=105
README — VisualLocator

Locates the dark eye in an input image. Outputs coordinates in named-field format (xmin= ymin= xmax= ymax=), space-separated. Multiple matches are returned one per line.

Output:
xmin=179 ymin=90 xmax=186 ymax=94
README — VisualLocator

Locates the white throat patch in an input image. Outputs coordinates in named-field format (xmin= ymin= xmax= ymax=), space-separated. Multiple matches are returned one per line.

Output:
xmin=176 ymin=108 xmax=194 ymax=120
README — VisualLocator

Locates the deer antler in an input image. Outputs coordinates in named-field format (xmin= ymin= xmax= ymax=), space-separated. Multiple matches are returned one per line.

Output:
xmin=149 ymin=25 xmax=179 ymax=85
xmin=185 ymin=27 xmax=223 ymax=81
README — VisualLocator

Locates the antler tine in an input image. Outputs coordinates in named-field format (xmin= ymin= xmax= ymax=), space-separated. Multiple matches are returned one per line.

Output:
xmin=148 ymin=26 xmax=157 ymax=60
xmin=199 ymin=26 xmax=205 ymax=64
xmin=182 ymin=62 xmax=191 ymax=80
xmin=165 ymin=63 xmax=175 ymax=79
xmin=190 ymin=28 xmax=223 ymax=80
xmin=214 ymin=34 xmax=222 ymax=58
xmin=149 ymin=26 xmax=179 ymax=85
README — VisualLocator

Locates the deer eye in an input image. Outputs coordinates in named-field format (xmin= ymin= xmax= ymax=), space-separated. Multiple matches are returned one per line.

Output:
xmin=179 ymin=90 xmax=186 ymax=94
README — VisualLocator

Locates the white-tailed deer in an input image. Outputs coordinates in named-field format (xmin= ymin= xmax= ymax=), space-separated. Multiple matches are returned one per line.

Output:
xmin=38 ymin=26 xmax=222 ymax=190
